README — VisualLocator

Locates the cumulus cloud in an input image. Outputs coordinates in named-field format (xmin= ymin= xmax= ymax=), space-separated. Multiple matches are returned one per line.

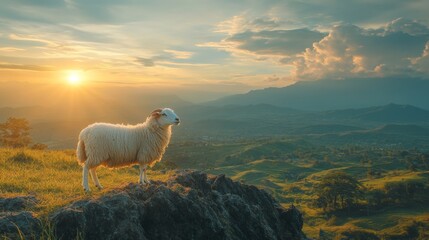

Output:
xmin=291 ymin=18 xmax=429 ymax=80
xmin=206 ymin=16 xmax=429 ymax=80
xmin=385 ymin=18 xmax=429 ymax=36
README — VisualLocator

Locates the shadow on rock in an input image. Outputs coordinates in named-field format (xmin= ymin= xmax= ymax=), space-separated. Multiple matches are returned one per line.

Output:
xmin=51 ymin=170 xmax=307 ymax=240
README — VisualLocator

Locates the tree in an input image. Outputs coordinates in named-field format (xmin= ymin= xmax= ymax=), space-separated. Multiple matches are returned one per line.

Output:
xmin=314 ymin=171 xmax=363 ymax=211
xmin=0 ymin=117 xmax=32 ymax=148
xmin=384 ymin=181 xmax=426 ymax=203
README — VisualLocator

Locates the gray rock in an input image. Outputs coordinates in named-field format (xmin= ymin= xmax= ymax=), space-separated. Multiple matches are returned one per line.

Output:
xmin=51 ymin=171 xmax=307 ymax=240
xmin=0 ymin=196 xmax=38 ymax=212
xmin=0 ymin=211 xmax=41 ymax=240
xmin=0 ymin=196 xmax=40 ymax=239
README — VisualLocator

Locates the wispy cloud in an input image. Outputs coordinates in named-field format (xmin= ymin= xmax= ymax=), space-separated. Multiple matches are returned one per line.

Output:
xmin=9 ymin=33 xmax=54 ymax=45
xmin=164 ymin=49 xmax=193 ymax=59
xmin=0 ymin=47 xmax=24 ymax=52
xmin=135 ymin=57 xmax=156 ymax=67
xmin=0 ymin=63 xmax=52 ymax=71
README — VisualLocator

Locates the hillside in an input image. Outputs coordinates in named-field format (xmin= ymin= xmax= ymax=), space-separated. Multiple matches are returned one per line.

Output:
xmin=0 ymin=149 xmax=305 ymax=240
xmin=210 ymin=78 xmax=429 ymax=110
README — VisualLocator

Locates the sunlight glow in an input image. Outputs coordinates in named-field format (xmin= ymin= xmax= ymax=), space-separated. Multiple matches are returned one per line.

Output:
xmin=67 ymin=71 xmax=82 ymax=85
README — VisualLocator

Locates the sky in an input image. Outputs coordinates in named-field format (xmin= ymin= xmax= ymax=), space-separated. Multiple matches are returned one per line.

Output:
xmin=1 ymin=0 xmax=429 ymax=102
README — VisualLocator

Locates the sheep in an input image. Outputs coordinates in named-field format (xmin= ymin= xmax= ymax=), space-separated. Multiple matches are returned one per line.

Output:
xmin=76 ymin=108 xmax=180 ymax=191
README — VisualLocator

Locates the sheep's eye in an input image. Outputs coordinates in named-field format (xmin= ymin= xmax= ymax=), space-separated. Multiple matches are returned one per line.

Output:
xmin=162 ymin=113 xmax=167 ymax=116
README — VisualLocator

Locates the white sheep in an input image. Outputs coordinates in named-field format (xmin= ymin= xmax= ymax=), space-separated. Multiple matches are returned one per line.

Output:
xmin=76 ymin=108 xmax=180 ymax=191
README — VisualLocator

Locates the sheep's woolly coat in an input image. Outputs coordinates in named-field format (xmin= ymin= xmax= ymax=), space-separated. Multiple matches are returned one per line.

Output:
xmin=77 ymin=116 xmax=171 ymax=169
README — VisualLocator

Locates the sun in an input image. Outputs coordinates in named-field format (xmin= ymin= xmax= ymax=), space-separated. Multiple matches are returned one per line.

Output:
xmin=67 ymin=71 xmax=82 ymax=85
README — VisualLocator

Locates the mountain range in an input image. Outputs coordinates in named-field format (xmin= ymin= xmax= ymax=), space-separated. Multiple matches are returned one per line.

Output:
xmin=210 ymin=77 xmax=429 ymax=110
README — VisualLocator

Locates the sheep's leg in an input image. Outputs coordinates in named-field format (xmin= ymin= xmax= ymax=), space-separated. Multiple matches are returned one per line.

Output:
xmin=90 ymin=168 xmax=103 ymax=190
xmin=139 ymin=164 xmax=150 ymax=185
xmin=82 ymin=164 xmax=90 ymax=192
xmin=139 ymin=165 xmax=144 ymax=185
xmin=143 ymin=164 xmax=151 ymax=184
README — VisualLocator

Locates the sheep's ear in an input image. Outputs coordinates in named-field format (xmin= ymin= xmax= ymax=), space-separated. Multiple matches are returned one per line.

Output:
xmin=151 ymin=108 xmax=162 ymax=117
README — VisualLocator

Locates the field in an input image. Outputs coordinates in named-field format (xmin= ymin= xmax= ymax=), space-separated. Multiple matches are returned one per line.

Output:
xmin=1 ymin=142 xmax=429 ymax=239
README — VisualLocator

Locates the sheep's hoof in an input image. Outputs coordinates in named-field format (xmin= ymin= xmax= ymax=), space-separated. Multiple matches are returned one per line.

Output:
xmin=96 ymin=185 xmax=104 ymax=190
xmin=138 ymin=181 xmax=150 ymax=186
xmin=83 ymin=188 xmax=91 ymax=192
xmin=144 ymin=180 xmax=151 ymax=185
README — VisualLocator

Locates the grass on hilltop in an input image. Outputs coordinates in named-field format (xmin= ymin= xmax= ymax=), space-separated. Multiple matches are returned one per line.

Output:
xmin=0 ymin=148 xmax=171 ymax=217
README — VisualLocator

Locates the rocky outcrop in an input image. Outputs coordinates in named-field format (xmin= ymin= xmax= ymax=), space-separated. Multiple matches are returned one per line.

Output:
xmin=0 ymin=196 xmax=38 ymax=212
xmin=51 ymin=170 xmax=306 ymax=240
xmin=0 ymin=196 xmax=41 ymax=240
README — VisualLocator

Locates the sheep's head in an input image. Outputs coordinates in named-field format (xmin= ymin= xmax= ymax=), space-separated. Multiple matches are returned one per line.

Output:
xmin=151 ymin=108 xmax=180 ymax=127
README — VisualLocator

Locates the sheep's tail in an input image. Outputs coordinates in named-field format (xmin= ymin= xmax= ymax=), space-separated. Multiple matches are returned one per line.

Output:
xmin=76 ymin=140 xmax=87 ymax=165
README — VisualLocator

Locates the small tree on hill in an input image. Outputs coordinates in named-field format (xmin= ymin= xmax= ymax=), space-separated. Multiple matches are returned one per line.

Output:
xmin=0 ymin=117 xmax=32 ymax=148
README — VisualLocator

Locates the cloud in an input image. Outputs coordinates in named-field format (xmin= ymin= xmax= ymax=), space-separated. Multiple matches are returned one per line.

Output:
xmin=135 ymin=49 xmax=195 ymax=67
xmin=164 ymin=49 xmax=193 ymax=59
xmin=385 ymin=18 xmax=429 ymax=36
xmin=202 ymin=14 xmax=325 ymax=64
xmin=0 ymin=47 xmax=24 ymax=52
xmin=206 ymin=16 xmax=429 ymax=81
xmin=265 ymin=75 xmax=286 ymax=82
xmin=215 ymin=15 xmax=286 ymax=35
xmin=135 ymin=57 xmax=156 ymax=67
xmin=8 ymin=33 xmax=78 ymax=53
xmin=225 ymin=29 xmax=326 ymax=56
xmin=411 ymin=42 xmax=429 ymax=74
xmin=291 ymin=19 xmax=429 ymax=80
xmin=0 ymin=63 xmax=52 ymax=71
xmin=9 ymin=33 xmax=54 ymax=45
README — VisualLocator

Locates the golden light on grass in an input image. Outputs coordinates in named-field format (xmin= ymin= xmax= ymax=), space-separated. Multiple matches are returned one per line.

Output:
xmin=0 ymin=148 xmax=171 ymax=215
xmin=67 ymin=71 xmax=82 ymax=85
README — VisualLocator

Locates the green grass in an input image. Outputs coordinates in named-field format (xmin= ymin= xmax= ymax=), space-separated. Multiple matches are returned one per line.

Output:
xmin=363 ymin=170 xmax=429 ymax=189
xmin=206 ymin=157 xmax=429 ymax=239
xmin=0 ymin=148 xmax=170 ymax=216
xmin=2 ymin=146 xmax=429 ymax=239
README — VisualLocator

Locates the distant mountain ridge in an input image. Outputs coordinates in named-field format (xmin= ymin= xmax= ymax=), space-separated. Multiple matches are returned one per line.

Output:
xmin=323 ymin=103 xmax=429 ymax=122
xmin=210 ymin=77 xmax=429 ymax=110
